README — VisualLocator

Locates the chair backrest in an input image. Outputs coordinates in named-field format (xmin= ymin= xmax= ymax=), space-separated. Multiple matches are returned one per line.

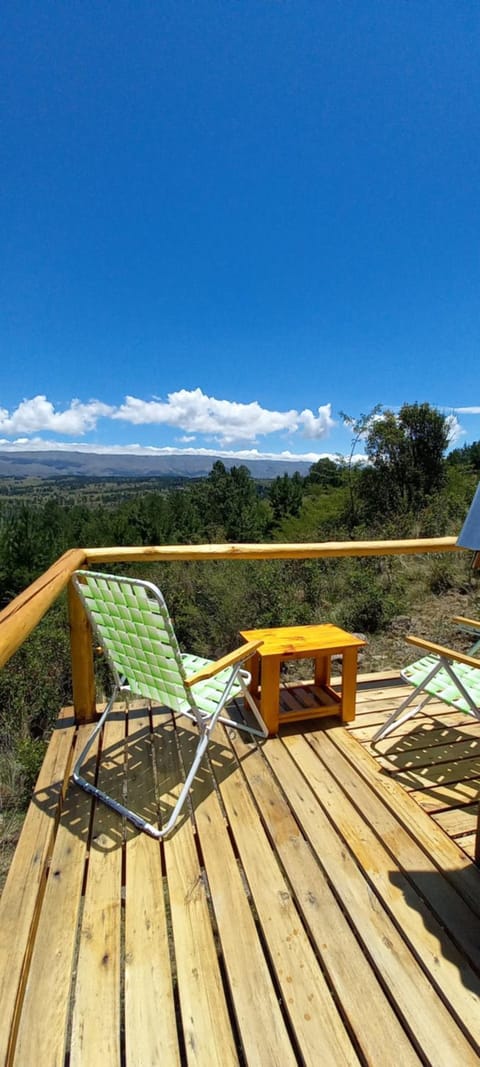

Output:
xmin=72 ymin=570 xmax=191 ymax=714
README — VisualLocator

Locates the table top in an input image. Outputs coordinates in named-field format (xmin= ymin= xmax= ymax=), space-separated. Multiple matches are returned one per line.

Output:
xmin=239 ymin=623 xmax=366 ymax=657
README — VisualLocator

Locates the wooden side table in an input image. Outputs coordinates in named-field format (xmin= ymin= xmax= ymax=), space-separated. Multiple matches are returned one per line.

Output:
xmin=239 ymin=623 xmax=366 ymax=736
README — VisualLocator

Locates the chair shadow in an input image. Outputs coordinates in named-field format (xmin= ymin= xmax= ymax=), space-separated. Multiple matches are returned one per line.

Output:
xmin=31 ymin=704 xmax=260 ymax=854
xmin=372 ymin=717 xmax=480 ymax=804
xmin=389 ymin=866 xmax=480 ymax=998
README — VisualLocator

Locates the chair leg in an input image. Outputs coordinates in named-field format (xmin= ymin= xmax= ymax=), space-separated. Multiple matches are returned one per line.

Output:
xmin=73 ymin=686 xmax=118 ymax=792
xmin=240 ymin=680 xmax=268 ymax=736
xmin=73 ymin=668 xmax=265 ymax=839
xmin=73 ymin=688 xmax=230 ymax=839
xmin=160 ymin=729 xmax=210 ymax=836
xmin=372 ymin=657 xmax=446 ymax=743
xmin=374 ymin=654 xmax=480 ymax=744
xmin=217 ymin=676 xmax=268 ymax=738
xmin=443 ymin=661 xmax=480 ymax=721
xmin=372 ymin=688 xmax=435 ymax=743
xmin=72 ymin=686 xmax=170 ymax=839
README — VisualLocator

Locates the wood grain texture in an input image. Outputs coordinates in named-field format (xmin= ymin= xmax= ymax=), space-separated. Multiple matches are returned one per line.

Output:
xmin=0 ymin=548 xmax=86 ymax=669
xmin=2 ymin=669 xmax=480 ymax=1066
xmin=84 ymin=536 xmax=458 ymax=564
xmin=0 ymin=708 xmax=75 ymax=1067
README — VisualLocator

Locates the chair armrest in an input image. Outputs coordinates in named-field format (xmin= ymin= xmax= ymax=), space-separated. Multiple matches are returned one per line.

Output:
xmin=406 ymin=635 xmax=480 ymax=670
xmin=452 ymin=615 xmax=480 ymax=631
xmin=185 ymin=640 xmax=263 ymax=688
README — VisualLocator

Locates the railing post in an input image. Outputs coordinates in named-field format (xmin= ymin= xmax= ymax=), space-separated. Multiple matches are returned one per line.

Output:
xmin=68 ymin=579 xmax=97 ymax=723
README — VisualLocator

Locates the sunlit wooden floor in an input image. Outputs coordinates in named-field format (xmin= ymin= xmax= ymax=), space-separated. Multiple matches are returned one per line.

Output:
xmin=1 ymin=673 xmax=480 ymax=1066
xmin=349 ymin=672 xmax=480 ymax=862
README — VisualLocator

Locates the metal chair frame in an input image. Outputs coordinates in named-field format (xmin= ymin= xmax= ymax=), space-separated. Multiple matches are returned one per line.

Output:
xmin=373 ymin=618 xmax=480 ymax=743
xmin=72 ymin=570 xmax=266 ymax=838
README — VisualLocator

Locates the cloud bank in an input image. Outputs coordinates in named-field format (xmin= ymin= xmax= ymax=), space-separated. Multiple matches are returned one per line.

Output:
xmin=0 ymin=390 xmax=335 ymax=446
xmin=0 ymin=396 xmax=113 ymax=436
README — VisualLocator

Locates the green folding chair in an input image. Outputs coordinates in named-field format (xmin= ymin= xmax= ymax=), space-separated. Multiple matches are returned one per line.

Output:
xmin=71 ymin=570 xmax=266 ymax=837
xmin=373 ymin=615 xmax=480 ymax=742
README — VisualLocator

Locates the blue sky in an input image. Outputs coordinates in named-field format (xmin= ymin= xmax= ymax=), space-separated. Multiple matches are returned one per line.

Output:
xmin=1 ymin=1 xmax=479 ymax=464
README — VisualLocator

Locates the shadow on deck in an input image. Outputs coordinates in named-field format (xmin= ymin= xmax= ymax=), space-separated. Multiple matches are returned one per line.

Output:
xmin=1 ymin=673 xmax=480 ymax=1066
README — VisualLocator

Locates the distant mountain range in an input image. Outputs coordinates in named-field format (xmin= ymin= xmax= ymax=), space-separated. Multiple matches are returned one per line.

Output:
xmin=0 ymin=450 xmax=314 ymax=480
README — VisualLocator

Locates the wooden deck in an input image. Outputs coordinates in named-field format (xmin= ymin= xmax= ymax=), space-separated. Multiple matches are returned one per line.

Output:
xmin=1 ymin=674 xmax=480 ymax=1066
xmin=350 ymin=672 xmax=480 ymax=863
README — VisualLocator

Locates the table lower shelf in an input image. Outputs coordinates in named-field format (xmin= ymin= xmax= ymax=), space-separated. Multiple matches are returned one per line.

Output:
xmin=250 ymin=681 xmax=343 ymax=727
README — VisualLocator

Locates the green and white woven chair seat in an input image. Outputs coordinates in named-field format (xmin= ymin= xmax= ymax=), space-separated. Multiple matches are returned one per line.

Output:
xmin=71 ymin=570 xmax=267 ymax=838
xmin=179 ymin=653 xmax=250 ymax=717
xmin=402 ymin=655 xmax=480 ymax=715
xmin=373 ymin=621 xmax=480 ymax=743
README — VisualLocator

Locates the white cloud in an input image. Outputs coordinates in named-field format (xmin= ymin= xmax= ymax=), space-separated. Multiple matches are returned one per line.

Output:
xmin=0 ymin=389 xmax=336 ymax=446
xmin=113 ymin=388 xmax=301 ymax=443
xmin=445 ymin=414 xmax=465 ymax=446
xmin=453 ymin=407 xmax=480 ymax=415
xmin=0 ymin=395 xmax=113 ymax=435
xmin=113 ymin=389 xmax=335 ymax=444
xmin=298 ymin=404 xmax=336 ymax=439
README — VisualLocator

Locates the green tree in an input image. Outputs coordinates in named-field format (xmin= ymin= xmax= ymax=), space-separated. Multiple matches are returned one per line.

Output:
xmin=363 ymin=401 xmax=450 ymax=518
xmin=447 ymin=440 xmax=480 ymax=475
xmin=199 ymin=461 xmax=269 ymax=541
xmin=305 ymin=458 xmax=343 ymax=490
xmin=268 ymin=472 xmax=304 ymax=523
xmin=338 ymin=405 xmax=382 ymax=531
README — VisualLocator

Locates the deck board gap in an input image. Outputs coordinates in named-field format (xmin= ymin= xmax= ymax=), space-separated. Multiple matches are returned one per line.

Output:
xmin=155 ymin=836 xmax=188 ymax=1066
xmin=216 ymin=731 xmax=365 ymax=1065
xmin=279 ymin=735 xmax=480 ymax=1059
xmin=4 ymin=676 xmax=480 ymax=1066
xmin=288 ymin=732 xmax=480 ymax=1006
xmin=261 ymin=736 xmax=450 ymax=1063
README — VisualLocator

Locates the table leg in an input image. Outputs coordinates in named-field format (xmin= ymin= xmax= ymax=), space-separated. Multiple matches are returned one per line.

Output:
xmin=259 ymin=655 xmax=281 ymax=735
xmin=314 ymin=654 xmax=331 ymax=688
xmin=248 ymin=651 xmax=260 ymax=698
xmin=341 ymin=648 xmax=358 ymax=722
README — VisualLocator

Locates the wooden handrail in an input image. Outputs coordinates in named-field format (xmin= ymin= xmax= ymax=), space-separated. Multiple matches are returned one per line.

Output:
xmin=85 ymin=536 xmax=458 ymax=564
xmin=0 ymin=535 xmax=466 ymax=725
xmin=0 ymin=548 xmax=87 ymax=670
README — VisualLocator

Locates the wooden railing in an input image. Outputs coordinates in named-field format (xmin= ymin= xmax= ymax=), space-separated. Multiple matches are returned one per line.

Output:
xmin=0 ymin=536 xmax=460 ymax=724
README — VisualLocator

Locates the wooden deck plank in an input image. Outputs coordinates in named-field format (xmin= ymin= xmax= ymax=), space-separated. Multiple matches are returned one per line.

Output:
xmin=351 ymin=700 xmax=467 ymax=729
xmin=12 ymin=725 xmax=97 ymax=1067
xmin=263 ymin=734 xmax=480 ymax=1066
xmin=355 ymin=716 xmax=480 ymax=748
xmin=389 ymin=752 xmax=480 ymax=791
xmin=434 ymin=803 xmax=479 ymax=837
xmin=457 ymin=833 xmax=478 ymax=860
xmin=354 ymin=682 xmax=412 ymax=706
xmin=0 ymin=708 xmax=75 ymax=1067
xmin=210 ymin=725 xmax=361 ymax=1067
xmin=305 ymin=728 xmax=480 ymax=975
xmin=409 ymin=777 xmax=480 ymax=812
xmin=178 ymin=723 xmax=299 ymax=1067
xmin=331 ymin=723 xmax=480 ymax=915
xmin=124 ymin=707 xmax=180 ymax=1067
xmin=228 ymin=727 xmax=423 ymax=1067
xmin=283 ymin=730 xmax=480 ymax=1051
xmin=368 ymin=732 xmax=480 ymax=774
xmin=2 ymin=668 xmax=480 ymax=1067
xmin=70 ymin=713 xmax=125 ymax=1067
xmin=158 ymin=716 xmax=240 ymax=1067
